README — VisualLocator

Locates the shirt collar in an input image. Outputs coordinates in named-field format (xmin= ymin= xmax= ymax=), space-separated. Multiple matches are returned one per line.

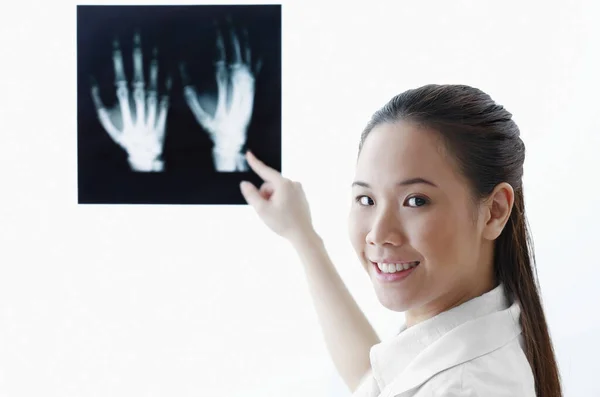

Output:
xmin=369 ymin=283 xmax=510 ymax=390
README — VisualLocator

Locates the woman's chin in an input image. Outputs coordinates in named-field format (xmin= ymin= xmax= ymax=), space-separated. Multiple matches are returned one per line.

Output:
xmin=373 ymin=286 xmax=413 ymax=312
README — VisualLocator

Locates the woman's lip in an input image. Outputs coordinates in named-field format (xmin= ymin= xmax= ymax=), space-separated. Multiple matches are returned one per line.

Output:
xmin=371 ymin=261 xmax=419 ymax=282
xmin=370 ymin=260 xmax=420 ymax=265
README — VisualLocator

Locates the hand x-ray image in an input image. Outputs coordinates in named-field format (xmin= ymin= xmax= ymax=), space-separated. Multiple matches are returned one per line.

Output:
xmin=77 ymin=5 xmax=281 ymax=204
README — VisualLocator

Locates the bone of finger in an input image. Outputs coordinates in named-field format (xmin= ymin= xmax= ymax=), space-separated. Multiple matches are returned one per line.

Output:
xmin=114 ymin=66 xmax=134 ymax=130
xmin=109 ymin=40 xmax=134 ymax=130
xmin=184 ymin=86 xmax=214 ymax=133
xmin=227 ymin=19 xmax=242 ymax=65
xmin=132 ymin=33 xmax=146 ymax=126
xmin=215 ymin=22 xmax=227 ymax=66
xmin=112 ymin=39 xmax=127 ymax=84
xmin=214 ymin=67 xmax=228 ymax=117
xmin=132 ymin=32 xmax=145 ymax=85
xmin=254 ymin=58 xmax=263 ymax=76
xmin=214 ymin=27 xmax=229 ymax=115
xmin=165 ymin=75 xmax=173 ymax=93
xmin=146 ymin=49 xmax=159 ymax=128
xmin=90 ymin=84 xmax=123 ymax=146
xmin=90 ymin=78 xmax=105 ymax=110
xmin=158 ymin=78 xmax=171 ymax=109
xmin=156 ymin=101 xmax=168 ymax=134
xmin=155 ymin=103 xmax=168 ymax=143
xmin=179 ymin=62 xmax=192 ymax=87
xmin=148 ymin=48 xmax=159 ymax=91
xmin=242 ymin=28 xmax=251 ymax=65
xmin=156 ymin=82 xmax=170 ymax=137
xmin=230 ymin=83 xmax=254 ymax=122
xmin=116 ymin=83 xmax=134 ymax=130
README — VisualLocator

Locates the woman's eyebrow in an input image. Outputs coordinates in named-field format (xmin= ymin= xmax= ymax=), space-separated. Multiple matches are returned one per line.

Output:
xmin=351 ymin=178 xmax=438 ymax=188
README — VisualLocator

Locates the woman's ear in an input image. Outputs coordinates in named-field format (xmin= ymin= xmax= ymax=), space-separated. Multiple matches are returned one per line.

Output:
xmin=482 ymin=182 xmax=515 ymax=241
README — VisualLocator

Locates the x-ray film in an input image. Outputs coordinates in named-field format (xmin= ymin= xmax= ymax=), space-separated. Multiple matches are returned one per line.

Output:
xmin=77 ymin=5 xmax=282 ymax=204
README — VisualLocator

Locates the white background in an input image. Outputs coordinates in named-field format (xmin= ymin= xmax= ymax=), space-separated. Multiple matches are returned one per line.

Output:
xmin=1 ymin=0 xmax=599 ymax=396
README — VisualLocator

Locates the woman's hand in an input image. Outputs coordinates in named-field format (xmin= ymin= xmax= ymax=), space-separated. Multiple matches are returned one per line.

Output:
xmin=240 ymin=151 xmax=315 ymax=242
xmin=90 ymin=33 xmax=170 ymax=172
xmin=181 ymin=19 xmax=261 ymax=173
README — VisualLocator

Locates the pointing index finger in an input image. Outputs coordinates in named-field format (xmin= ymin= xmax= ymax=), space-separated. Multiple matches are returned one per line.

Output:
xmin=246 ymin=151 xmax=281 ymax=183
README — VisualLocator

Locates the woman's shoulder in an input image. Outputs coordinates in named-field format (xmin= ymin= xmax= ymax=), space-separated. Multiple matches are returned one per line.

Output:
xmin=419 ymin=340 xmax=536 ymax=396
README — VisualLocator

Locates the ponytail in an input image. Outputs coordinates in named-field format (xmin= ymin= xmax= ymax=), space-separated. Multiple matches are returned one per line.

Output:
xmin=494 ymin=187 xmax=563 ymax=397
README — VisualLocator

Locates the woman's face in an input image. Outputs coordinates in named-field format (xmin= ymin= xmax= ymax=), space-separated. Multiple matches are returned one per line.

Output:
xmin=348 ymin=120 xmax=508 ymax=326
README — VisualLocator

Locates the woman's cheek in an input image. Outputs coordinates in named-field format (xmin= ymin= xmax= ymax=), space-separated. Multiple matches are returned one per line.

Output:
xmin=412 ymin=215 xmax=453 ymax=259
xmin=347 ymin=215 xmax=364 ymax=253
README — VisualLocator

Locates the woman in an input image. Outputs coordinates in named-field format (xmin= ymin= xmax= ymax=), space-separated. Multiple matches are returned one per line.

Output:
xmin=239 ymin=84 xmax=563 ymax=397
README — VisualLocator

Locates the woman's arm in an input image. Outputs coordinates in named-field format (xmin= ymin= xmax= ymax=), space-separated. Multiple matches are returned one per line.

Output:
xmin=238 ymin=152 xmax=379 ymax=391
xmin=291 ymin=231 xmax=380 ymax=392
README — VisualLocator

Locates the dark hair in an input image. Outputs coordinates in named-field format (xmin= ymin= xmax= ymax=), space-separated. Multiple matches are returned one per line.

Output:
xmin=359 ymin=84 xmax=562 ymax=397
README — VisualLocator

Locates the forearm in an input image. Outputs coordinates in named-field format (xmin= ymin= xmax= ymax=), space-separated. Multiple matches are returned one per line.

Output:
xmin=290 ymin=231 xmax=380 ymax=392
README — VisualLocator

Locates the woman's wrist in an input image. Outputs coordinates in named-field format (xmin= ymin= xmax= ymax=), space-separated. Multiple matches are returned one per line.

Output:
xmin=127 ymin=154 xmax=164 ymax=172
xmin=288 ymin=228 xmax=323 ymax=252
xmin=212 ymin=147 xmax=249 ymax=172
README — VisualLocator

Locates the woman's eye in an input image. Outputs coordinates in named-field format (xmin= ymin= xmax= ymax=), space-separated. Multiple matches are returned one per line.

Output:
xmin=406 ymin=196 xmax=428 ymax=207
xmin=356 ymin=195 xmax=374 ymax=206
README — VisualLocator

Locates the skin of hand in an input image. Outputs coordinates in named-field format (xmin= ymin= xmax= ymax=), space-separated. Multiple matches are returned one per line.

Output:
xmin=91 ymin=32 xmax=171 ymax=172
xmin=239 ymin=151 xmax=314 ymax=242
xmin=180 ymin=19 xmax=262 ymax=173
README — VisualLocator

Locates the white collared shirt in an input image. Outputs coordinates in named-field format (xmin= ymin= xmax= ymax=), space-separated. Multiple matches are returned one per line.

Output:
xmin=353 ymin=283 xmax=536 ymax=397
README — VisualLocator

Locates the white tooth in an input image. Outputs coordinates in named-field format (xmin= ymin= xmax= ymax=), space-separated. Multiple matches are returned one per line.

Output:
xmin=375 ymin=261 xmax=420 ymax=274
xmin=377 ymin=262 xmax=420 ymax=273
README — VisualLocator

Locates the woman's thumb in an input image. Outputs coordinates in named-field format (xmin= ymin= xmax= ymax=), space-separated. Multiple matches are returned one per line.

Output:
xmin=240 ymin=181 xmax=266 ymax=212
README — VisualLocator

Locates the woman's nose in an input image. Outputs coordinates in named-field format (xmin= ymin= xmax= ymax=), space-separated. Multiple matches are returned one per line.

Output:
xmin=365 ymin=211 xmax=404 ymax=246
